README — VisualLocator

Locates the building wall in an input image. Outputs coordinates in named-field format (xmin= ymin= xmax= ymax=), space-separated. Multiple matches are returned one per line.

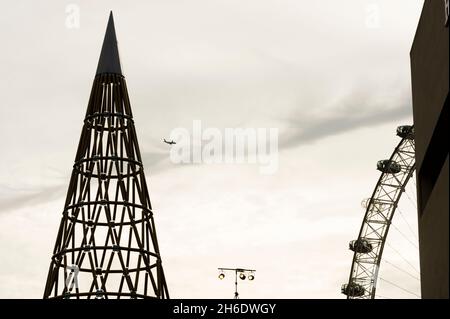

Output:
xmin=410 ymin=0 xmax=449 ymax=299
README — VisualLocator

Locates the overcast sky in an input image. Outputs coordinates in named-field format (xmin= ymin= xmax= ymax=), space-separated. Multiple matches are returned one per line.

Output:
xmin=0 ymin=0 xmax=423 ymax=298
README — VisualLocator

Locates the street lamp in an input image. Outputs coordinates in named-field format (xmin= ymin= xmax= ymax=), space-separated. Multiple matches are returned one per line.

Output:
xmin=217 ymin=267 xmax=256 ymax=299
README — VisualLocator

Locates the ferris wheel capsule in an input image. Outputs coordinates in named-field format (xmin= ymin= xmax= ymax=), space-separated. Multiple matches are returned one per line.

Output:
xmin=341 ymin=283 xmax=365 ymax=297
xmin=377 ymin=160 xmax=402 ymax=174
xmin=349 ymin=239 xmax=373 ymax=253
xmin=396 ymin=125 xmax=414 ymax=139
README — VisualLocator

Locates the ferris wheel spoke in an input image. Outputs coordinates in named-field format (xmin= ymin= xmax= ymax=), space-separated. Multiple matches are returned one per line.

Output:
xmin=342 ymin=125 xmax=421 ymax=299
xmin=382 ymin=259 xmax=420 ymax=281
xmin=395 ymin=207 xmax=419 ymax=242
xmin=379 ymin=277 xmax=421 ymax=298
xmin=390 ymin=222 xmax=419 ymax=249
xmin=385 ymin=242 xmax=421 ymax=275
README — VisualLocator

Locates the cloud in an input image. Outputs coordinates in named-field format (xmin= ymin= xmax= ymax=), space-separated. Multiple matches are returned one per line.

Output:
xmin=0 ymin=151 xmax=170 ymax=213
xmin=279 ymin=87 xmax=412 ymax=149
xmin=0 ymin=0 xmax=423 ymax=299
xmin=0 ymin=185 xmax=65 ymax=213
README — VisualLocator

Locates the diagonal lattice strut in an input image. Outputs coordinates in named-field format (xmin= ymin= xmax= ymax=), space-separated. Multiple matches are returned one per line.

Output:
xmin=43 ymin=13 xmax=169 ymax=300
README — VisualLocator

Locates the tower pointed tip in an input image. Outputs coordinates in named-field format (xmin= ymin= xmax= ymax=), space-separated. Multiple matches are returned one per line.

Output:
xmin=96 ymin=12 xmax=122 ymax=75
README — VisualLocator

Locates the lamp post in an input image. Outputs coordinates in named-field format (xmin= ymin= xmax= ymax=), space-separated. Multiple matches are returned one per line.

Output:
xmin=217 ymin=267 xmax=256 ymax=299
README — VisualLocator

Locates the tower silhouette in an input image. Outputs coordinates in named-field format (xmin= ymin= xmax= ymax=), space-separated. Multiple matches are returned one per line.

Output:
xmin=43 ymin=12 xmax=169 ymax=299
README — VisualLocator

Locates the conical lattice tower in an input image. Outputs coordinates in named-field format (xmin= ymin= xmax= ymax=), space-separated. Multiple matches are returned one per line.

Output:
xmin=43 ymin=12 xmax=169 ymax=299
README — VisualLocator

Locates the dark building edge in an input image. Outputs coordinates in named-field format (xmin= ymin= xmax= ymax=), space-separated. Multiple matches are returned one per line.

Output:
xmin=410 ymin=0 xmax=449 ymax=299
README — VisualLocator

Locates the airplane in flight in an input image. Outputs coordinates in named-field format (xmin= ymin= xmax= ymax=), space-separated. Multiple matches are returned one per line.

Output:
xmin=163 ymin=138 xmax=176 ymax=145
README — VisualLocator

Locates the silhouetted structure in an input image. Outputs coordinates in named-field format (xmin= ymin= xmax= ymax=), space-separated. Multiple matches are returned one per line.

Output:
xmin=410 ymin=0 xmax=449 ymax=299
xmin=43 ymin=12 xmax=169 ymax=299
xmin=217 ymin=267 xmax=256 ymax=299
xmin=342 ymin=126 xmax=416 ymax=299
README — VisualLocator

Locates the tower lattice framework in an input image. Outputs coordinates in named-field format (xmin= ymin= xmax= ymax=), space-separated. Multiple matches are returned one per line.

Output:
xmin=43 ymin=12 xmax=169 ymax=299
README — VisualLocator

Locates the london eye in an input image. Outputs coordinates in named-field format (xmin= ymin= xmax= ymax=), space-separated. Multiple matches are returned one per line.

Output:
xmin=342 ymin=125 xmax=420 ymax=299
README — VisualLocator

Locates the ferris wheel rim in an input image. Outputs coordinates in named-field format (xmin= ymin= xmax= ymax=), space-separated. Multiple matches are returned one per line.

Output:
xmin=344 ymin=125 xmax=416 ymax=299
